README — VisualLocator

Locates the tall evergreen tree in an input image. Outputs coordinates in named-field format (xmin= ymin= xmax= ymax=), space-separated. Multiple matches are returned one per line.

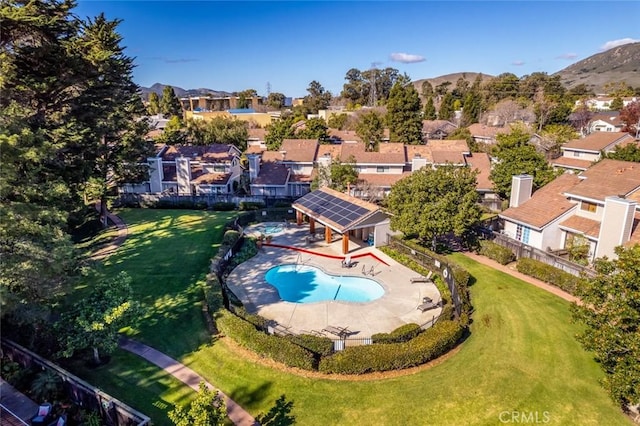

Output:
xmin=148 ymin=92 xmax=161 ymax=115
xmin=356 ymin=110 xmax=384 ymax=151
xmin=423 ymin=96 xmax=437 ymax=120
xmin=160 ymin=85 xmax=183 ymax=118
xmin=386 ymin=81 xmax=423 ymax=144
xmin=438 ymin=93 xmax=455 ymax=121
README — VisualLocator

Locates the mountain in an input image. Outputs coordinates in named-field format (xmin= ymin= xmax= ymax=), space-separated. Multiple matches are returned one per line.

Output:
xmin=138 ymin=83 xmax=233 ymax=100
xmin=553 ymin=42 xmax=640 ymax=93
xmin=412 ymin=72 xmax=494 ymax=97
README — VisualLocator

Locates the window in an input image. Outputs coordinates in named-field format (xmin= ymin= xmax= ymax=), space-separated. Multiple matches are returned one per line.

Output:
xmin=515 ymin=224 xmax=530 ymax=244
xmin=377 ymin=166 xmax=388 ymax=173
xmin=580 ymin=201 xmax=597 ymax=213
xmin=213 ymin=165 xmax=226 ymax=173
xmin=573 ymin=151 xmax=581 ymax=157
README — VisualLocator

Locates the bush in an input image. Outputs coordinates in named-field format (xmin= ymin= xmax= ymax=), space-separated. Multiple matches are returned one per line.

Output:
xmin=478 ymin=240 xmax=515 ymax=265
xmin=222 ymin=230 xmax=240 ymax=246
xmin=516 ymin=258 xmax=582 ymax=294
xmin=211 ymin=202 xmax=236 ymax=211
xmin=319 ymin=320 xmax=463 ymax=374
xmin=285 ymin=334 xmax=334 ymax=357
xmin=372 ymin=323 xmax=422 ymax=344
xmin=216 ymin=311 xmax=315 ymax=370
xmin=239 ymin=201 xmax=265 ymax=211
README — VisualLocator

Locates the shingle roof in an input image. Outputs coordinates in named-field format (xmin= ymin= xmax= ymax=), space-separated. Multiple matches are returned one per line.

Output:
xmin=162 ymin=144 xmax=236 ymax=162
xmin=467 ymin=123 xmax=511 ymax=139
xmin=551 ymin=157 xmax=594 ymax=171
xmin=358 ymin=172 xmax=410 ymax=188
xmin=252 ymin=161 xmax=289 ymax=185
xmin=340 ymin=142 xmax=405 ymax=164
xmin=562 ymin=132 xmax=632 ymax=152
xmin=500 ymin=173 xmax=581 ymax=229
xmin=327 ymin=130 xmax=362 ymax=143
xmin=279 ymin=139 xmax=318 ymax=162
xmin=565 ymin=159 xmax=640 ymax=201
xmin=559 ymin=215 xmax=601 ymax=238
xmin=191 ymin=171 xmax=231 ymax=185
xmin=466 ymin=153 xmax=493 ymax=191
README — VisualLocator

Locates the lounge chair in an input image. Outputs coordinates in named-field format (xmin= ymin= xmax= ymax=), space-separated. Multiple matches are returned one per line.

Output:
xmin=341 ymin=256 xmax=355 ymax=268
xmin=410 ymin=271 xmax=433 ymax=283
xmin=31 ymin=403 xmax=53 ymax=425
xmin=48 ymin=415 xmax=67 ymax=426
xmin=417 ymin=298 xmax=441 ymax=312
xmin=322 ymin=325 xmax=350 ymax=338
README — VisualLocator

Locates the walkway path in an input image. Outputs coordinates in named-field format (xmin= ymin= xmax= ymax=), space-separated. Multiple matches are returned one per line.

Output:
xmin=93 ymin=204 xmax=256 ymax=425
xmin=461 ymin=251 xmax=580 ymax=304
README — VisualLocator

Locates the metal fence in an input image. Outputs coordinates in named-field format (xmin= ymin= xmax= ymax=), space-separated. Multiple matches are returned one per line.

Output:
xmin=117 ymin=193 xmax=295 ymax=208
xmin=491 ymin=232 xmax=595 ymax=278
xmin=1 ymin=339 xmax=150 ymax=426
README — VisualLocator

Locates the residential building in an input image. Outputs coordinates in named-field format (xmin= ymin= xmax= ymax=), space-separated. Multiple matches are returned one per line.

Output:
xmin=575 ymin=96 xmax=638 ymax=111
xmin=500 ymin=159 xmax=640 ymax=262
xmin=552 ymin=132 xmax=636 ymax=172
xmin=421 ymin=120 xmax=457 ymax=140
xmin=120 ymin=144 xmax=243 ymax=195
xmin=588 ymin=111 xmax=625 ymax=133
xmin=467 ymin=123 xmax=511 ymax=145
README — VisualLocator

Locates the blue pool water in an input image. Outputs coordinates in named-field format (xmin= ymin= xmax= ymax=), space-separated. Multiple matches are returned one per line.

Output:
xmin=265 ymin=264 xmax=384 ymax=303
xmin=257 ymin=223 xmax=285 ymax=235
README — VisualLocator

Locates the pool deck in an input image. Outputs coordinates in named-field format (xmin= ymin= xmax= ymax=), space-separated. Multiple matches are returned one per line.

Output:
xmin=227 ymin=223 xmax=442 ymax=339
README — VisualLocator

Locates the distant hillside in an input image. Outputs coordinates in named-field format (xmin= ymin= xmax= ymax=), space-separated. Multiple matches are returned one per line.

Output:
xmin=413 ymin=72 xmax=494 ymax=96
xmin=139 ymin=83 xmax=233 ymax=100
xmin=553 ymin=42 xmax=640 ymax=93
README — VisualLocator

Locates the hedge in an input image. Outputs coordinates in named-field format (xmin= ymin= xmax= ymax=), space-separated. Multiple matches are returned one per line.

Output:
xmin=516 ymin=258 xmax=582 ymax=294
xmin=285 ymin=334 xmax=334 ymax=357
xmin=372 ymin=323 xmax=422 ymax=344
xmin=478 ymin=240 xmax=515 ymax=265
xmin=216 ymin=310 xmax=316 ymax=370
xmin=211 ymin=202 xmax=235 ymax=211
xmin=239 ymin=201 xmax=265 ymax=211
xmin=319 ymin=320 xmax=464 ymax=374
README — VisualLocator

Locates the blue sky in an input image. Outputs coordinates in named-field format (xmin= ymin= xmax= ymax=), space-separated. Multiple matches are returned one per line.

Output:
xmin=75 ymin=1 xmax=639 ymax=98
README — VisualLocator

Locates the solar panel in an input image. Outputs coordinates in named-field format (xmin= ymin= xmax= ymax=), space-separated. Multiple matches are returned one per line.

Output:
xmin=294 ymin=189 xmax=377 ymax=230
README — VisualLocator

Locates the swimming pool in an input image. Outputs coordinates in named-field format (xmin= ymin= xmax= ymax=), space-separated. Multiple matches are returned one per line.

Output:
xmin=264 ymin=264 xmax=384 ymax=303
xmin=256 ymin=223 xmax=285 ymax=235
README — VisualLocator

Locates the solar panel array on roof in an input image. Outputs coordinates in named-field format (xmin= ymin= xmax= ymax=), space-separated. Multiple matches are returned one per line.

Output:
xmin=295 ymin=190 xmax=372 ymax=229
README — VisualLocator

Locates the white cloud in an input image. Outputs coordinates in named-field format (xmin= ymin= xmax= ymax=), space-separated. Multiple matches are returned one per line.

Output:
xmin=512 ymin=60 xmax=525 ymax=66
xmin=390 ymin=52 xmax=426 ymax=64
xmin=600 ymin=38 xmax=639 ymax=51
xmin=556 ymin=53 xmax=578 ymax=60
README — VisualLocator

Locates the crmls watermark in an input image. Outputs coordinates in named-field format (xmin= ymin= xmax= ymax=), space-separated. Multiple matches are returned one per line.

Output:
xmin=499 ymin=411 xmax=551 ymax=424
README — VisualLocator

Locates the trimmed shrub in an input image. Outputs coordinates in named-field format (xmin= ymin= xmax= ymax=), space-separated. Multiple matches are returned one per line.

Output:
xmin=239 ymin=201 xmax=265 ymax=211
xmin=216 ymin=311 xmax=315 ymax=370
xmin=478 ymin=240 xmax=515 ymax=265
xmin=516 ymin=258 xmax=582 ymax=294
xmin=285 ymin=334 xmax=334 ymax=357
xmin=222 ymin=230 xmax=240 ymax=246
xmin=372 ymin=323 xmax=422 ymax=344
xmin=319 ymin=320 xmax=463 ymax=374
xmin=211 ymin=202 xmax=236 ymax=211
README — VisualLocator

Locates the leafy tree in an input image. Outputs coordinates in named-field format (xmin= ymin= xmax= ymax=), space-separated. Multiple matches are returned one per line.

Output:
xmin=489 ymin=127 xmax=557 ymax=199
xmin=302 ymin=80 xmax=332 ymax=114
xmin=58 ymin=272 xmax=141 ymax=365
xmin=341 ymin=68 xmax=369 ymax=106
xmin=435 ymin=81 xmax=452 ymax=97
xmin=604 ymin=81 xmax=635 ymax=98
xmin=185 ymin=117 xmax=248 ymax=150
xmin=327 ymin=113 xmax=348 ymax=130
xmin=266 ymin=92 xmax=286 ymax=109
xmin=356 ymin=110 xmax=384 ymax=151
xmin=610 ymin=97 xmax=624 ymax=111
xmin=567 ymin=84 xmax=594 ymax=98
xmin=158 ymin=115 xmax=187 ymax=145
xmin=386 ymin=81 xmax=423 ymax=144
xmin=169 ymin=381 xmax=226 ymax=426
xmin=572 ymin=245 xmax=640 ymax=408
xmin=619 ymin=101 xmax=640 ymax=136
xmin=313 ymin=156 xmax=358 ymax=192
xmin=423 ymin=97 xmax=437 ymax=120
xmin=438 ymin=93 xmax=455 ymax=121
xmin=255 ymin=395 xmax=295 ymax=426
xmin=365 ymin=67 xmax=401 ymax=104
xmin=451 ymin=77 xmax=470 ymax=101
xmin=236 ymin=89 xmax=257 ymax=109
xmin=538 ymin=124 xmax=578 ymax=156
xmin=386 ymin=165 xmax=481 ymax=251
xmin=265 ymin=116 xmax=295 ymax=150
xmin=296 ymin=117 xmax=328 ymax=141
xmin=461 ymin=76 xmax=483 ymax=126
xmin=484 ymin=72 xmax=520 ymax=104
xmin=606 ymin=143 xmax=640 ymax=162
xmin=160 ymin=85 xmax=183 ymax=118
xmin=447 ymin=128 xmax=477 ymax=152
xmin=148 ymin=92 xmax=161 ymax=115
xmin=421 ymin=80 xmax=434 ymax=98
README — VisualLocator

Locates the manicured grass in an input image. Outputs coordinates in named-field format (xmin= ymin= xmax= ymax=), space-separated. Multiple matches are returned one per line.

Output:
xmin=101 ymin=209 xmax=236 ymax=357
xmin=74 ymin=210 xmax=630 ymax=425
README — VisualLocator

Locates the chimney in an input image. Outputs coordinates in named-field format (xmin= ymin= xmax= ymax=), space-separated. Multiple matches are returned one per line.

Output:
xmin=596 ymin=196 xmax=637 ymax=259
xmin=247 ymin=154 xmax=260 ymax=182
xmin=509 ymin=174 xmax=533 ymax=208
xmin=175 ymin=156 xmax=192 ymax=195
xmin=148 ymin=157 xmax=163 ymax=193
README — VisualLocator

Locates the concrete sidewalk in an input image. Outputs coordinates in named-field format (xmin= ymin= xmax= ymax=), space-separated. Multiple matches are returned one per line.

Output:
xmin=119 ymin=338 xmax=256 ymax=426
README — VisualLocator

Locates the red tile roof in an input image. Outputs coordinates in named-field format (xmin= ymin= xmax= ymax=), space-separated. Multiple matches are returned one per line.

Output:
xmin=500 ymin=173 xmax=581 ymax=229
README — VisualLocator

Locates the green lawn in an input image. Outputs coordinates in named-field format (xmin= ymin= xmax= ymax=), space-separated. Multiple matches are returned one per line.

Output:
xmin=73 ymin=210 xmax=630 ymax=425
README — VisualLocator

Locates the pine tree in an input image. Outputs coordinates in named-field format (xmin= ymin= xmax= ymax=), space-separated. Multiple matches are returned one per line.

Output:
xmin=423 ymin=96 xmax=437 ymax=120
xmin=386 ymin=81 xmax=423 ymax=144
xmin=438 ymin=93 xmax=455 ymax=121
xmin=161 ymin=85 xmax=183 ymax=118
xmin=148 ymin=92 xmax=161 ymax=115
